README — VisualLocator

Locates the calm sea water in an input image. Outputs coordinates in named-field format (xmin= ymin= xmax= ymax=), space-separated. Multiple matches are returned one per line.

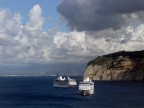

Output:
xmin=0 ymin=76 xmax=143 ymax=108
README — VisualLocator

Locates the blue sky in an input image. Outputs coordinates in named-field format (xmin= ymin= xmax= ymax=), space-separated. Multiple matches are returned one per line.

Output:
xmin=0 ymin=0 xmax=66 ymax=31
xmin=0 ymin=0 xmax=143 ymax=75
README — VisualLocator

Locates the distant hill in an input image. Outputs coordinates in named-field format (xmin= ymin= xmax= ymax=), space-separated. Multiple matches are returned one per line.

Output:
xmin=84 ymin=50 xmax=144 ymax=81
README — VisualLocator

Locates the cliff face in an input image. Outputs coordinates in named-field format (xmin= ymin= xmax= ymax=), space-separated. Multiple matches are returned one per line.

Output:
xmin=84 ymin=51 xmax=144 ymax=81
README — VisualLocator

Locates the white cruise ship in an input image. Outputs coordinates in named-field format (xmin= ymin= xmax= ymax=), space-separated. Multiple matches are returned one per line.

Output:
xmin=79 ymin=78 xmax=94 ymax=96
xmin=53 ymin=76 xmax=77 ymax=88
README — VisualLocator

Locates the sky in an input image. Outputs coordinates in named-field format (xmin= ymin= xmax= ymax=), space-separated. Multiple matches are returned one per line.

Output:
xmin=0 ymin=0 xmax=144 ymax=75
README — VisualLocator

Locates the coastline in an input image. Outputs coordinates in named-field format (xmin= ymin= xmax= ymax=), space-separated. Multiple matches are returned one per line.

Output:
xmin=0 ymin=74 xmax=83 ymax=77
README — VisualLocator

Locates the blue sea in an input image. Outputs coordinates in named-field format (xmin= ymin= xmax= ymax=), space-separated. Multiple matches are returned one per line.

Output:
xmin=0 ymin=76 xmax=144 ymax=108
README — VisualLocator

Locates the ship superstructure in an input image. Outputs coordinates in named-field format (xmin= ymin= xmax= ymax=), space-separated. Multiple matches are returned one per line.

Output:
xmin=79 ymin=78 xmax=94 ymax=96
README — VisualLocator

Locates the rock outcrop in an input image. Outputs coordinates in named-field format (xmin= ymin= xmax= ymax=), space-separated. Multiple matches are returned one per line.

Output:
xmin=84 ymin=50 xmax=144 ymax=81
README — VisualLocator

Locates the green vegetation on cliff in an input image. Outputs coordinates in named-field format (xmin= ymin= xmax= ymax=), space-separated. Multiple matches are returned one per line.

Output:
xmin=87 ymin=50 xmax=144 ymax=66
xmin=87 ymin=56 xmax=112 ymax=66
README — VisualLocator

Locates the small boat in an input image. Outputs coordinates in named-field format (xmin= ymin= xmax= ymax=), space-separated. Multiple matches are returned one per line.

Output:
xmin=53 ymin=76 xmax=77 ymax=88
xmin=79 ymin=77 xmax=94 ymax=96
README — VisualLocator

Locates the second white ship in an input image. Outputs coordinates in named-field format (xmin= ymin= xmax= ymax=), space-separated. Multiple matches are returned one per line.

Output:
xmin=79 ymin=78 xmax=94 ymax=96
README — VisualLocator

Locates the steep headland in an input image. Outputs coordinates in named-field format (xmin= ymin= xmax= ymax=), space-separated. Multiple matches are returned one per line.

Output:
xmin=84 ymin=50 xmax=144 ymax=81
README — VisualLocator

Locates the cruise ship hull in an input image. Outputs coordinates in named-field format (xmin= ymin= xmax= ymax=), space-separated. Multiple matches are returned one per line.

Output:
xmin=53 ymin=83 xmax=77 ymax=88
xmin=79 ymin=90 xmax=94 ymax=96
xmin=53 ymin=77 xmax=77 ymax=88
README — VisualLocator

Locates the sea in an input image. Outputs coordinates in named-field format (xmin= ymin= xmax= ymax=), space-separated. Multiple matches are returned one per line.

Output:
xmin=0 ymin=76 xmax=144 ymax=108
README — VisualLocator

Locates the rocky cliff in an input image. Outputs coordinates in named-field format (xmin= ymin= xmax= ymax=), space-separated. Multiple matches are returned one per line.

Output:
xmin=84 ymin=50 xmax=144 ymax=81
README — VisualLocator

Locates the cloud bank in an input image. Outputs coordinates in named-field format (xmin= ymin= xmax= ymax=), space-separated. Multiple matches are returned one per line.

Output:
xmin=57 ymin=0 xmax=144 ymax=31
xmin=57 ymin=0 xmax=144 ymax=55
xmin=0 ymin=2 xmax=144 ymax=69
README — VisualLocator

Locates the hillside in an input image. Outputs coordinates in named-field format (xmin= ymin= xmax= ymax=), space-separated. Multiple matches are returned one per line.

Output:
xmin=84 ymin=50 xmax=144 ymax=81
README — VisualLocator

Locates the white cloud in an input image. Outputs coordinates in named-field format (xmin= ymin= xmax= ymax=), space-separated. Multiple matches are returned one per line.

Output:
xmin=0 ymin=4 xmax=143 ymax=66
xmin=26 ymin=4 xmax=44 ymax=31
